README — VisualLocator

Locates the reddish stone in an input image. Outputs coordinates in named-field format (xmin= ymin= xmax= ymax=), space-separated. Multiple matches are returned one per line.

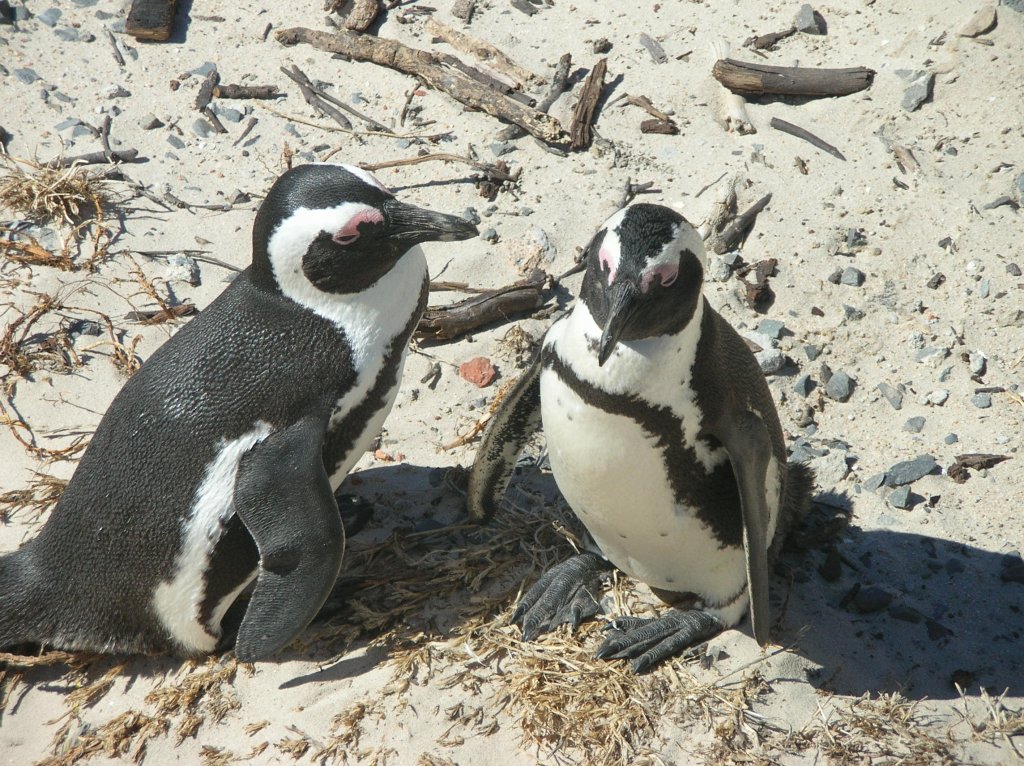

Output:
xmin=459 ymin=356 xmax=498 ymax=388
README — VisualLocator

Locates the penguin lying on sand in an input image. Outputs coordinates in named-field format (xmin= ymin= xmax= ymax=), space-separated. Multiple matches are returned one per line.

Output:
xmin=0 ymin=163 xmax=478 ymax=662
xmin=468 ymin=203 xmax=813 ymax=672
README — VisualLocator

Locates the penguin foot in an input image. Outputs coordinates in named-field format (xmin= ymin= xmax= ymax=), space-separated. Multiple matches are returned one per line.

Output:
xmin=595 ymin=609 xmax=725 ymax=673
xmin=334 ymin=493 xmax=376 ymax=539
xmin=513 ymin=552 xmax=611 ymax=641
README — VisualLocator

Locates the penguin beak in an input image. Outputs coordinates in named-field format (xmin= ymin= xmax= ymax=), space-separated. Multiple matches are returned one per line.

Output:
xmin=382 ymin=199 xmax=479 ymax=244
xmin=597 ymin=281 xmax=641 ymax=366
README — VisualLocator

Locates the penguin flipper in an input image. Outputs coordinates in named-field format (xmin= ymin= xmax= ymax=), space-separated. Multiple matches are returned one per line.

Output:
xmin=466 ymin=352 xmax=542 ymax=522
xmin=717 ymin=408 xmax=773 ymax=647
xmin=232 ymin=416 xmax=343 ymax=662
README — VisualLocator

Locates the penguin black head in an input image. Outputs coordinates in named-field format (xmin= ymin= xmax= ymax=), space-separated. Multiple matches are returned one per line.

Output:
xmin=252 ymin=163 xmax=478 ymax=294
xmin=580 ymin=203 xmax=706 ymax=366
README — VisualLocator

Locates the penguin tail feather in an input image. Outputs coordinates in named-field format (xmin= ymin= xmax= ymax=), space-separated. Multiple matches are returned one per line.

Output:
xmin=768 ymin=461 xmax=817 ymax=564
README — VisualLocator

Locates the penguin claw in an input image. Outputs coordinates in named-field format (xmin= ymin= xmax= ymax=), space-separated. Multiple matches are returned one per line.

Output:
xmin=513 ymin=552 xmax=610 ymax=641
xmin=594 ymin=609 xmax=725 ymax=673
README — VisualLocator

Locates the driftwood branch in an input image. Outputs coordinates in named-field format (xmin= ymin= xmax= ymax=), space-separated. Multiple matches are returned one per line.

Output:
xmin=425 ymin=16 xmax=538 ymax=87
xmin=126 ymin=0 xmax=179 ymax=41
xmin=213 ymin=84 xmax=281 ymax=99
xmin=275 ymin=27 xmax=567 ymax=144
xmin=712 ymin=58 xmax=874 ymax=98
xmin=46 ymin=149 xmax=141 ymax=168
xmin=496 ymin=52 xmax=571 ymax=141
xmin=281 ymin=65 xmax=353 ymax=130
xmin=570 ymin=58 xmax=608 ymax=151
xmin=360 ymin=153 xmax=519 ymax=182
xmin=710 ymin=193 xmax=772 ymax=254
xmin=417 ymin=272 xmax=548 ymax=341
xmin=770 ymin=117 xmax=845 ymax=160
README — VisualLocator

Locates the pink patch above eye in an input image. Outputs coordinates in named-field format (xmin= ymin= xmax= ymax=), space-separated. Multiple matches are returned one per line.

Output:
xmin=598 ymin=246 xmax=618 ymax=283
xmin=641 ymin=264 xmax=678 ymax=293
xmin=333 ymin=208 xmax=384 ymax=245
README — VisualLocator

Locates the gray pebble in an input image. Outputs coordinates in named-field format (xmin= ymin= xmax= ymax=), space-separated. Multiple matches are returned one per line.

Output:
xmin=971 ymin=393 xmax=992 ymax=409
xmin=755 ymin=348 xmax=786 ymax=375
xmin=394 ymin=138 xmax=412 ymax=149
xmin=840 ymin=266 xmax=865 ymax=286
xmin=792 ymin=373 xmax=813 ymax=397
xmin=592 ymin=37 xmax=612 ymax=53
xmin=968 ymin=351 xmax=987 ymax=376
xmin=978 ymin=278 xmax=991 ymax=299
xmin=854 ymin=585 xmax=893 ymax=613
xmin=722 ymin=251 xmax=743 ymax=268
xmin=351 ymin=91 xmax=365 ymax=104
xmin=846 ymin=228 xmax=867 ymax=248
xmin=804 ymin=344 xmax=821 ymax=361
xmin=842 ymin=304 xmax=865 ymax=321
xmin=53 ymin=26 xmax=79 ymax=41
xmin=192 ymin=118 xmax=212 ymax=138
xmin=165 ymin=254 xmax=200 ymax=286
xmin=490 ymin=141 xmax=516 ymax=157
xmin=707 ymin=256 xmax=732 ymax=283
xmin=944 ymin=433 xmax=958 ymax=444
xmin=876 ymin=381 xmax=904 ymax=410
xmin=916 ymin=346 xmax=949 ymax=367
xmin=903 ymin=416 xmax=926 ymax=433
xmin=756 ymin=318 xmax=785 ymax=339
xmin=167 ymin=134 xmax=186 ymax=149
xmin=481 ymin=228 xmax=498 ymax=243
xmin=103 ymin=83 xmax=130 ymax=98
xmin=1007 ymin=262 xmax=1022 ymax=277
xmin=192 ymin=61 xmax=217 ymax=76
xmin=794 ymin=3 xmax=824 ymax=34
xmin=70 ymin=125 xmax=92 ymax=139
xmin=888 ymin=485 xmax=913 ymax=509
xmin=14 ymin=67 xmax=41 ymax=85
xmin=141 ymin=114 xmax=164 ymax=130
xmin=825 ymin=370 xmax=854 ymax=402
xmin=13 ymin=5 xmax=29 ymax=21
xmin=819 ymin=362 xmax=833 ymax=384
xmin=227 ymin=190 xmax=250 ymax=205
xmin=482 ymin=205 xmax=498 ymax=217
xmin=863 ymin=473 xmax=886 ymax=491
xmin=897 ymin=69 xmax=934 ymax=112
xmin=55 ymin=117 xmax=81 ymax=131
xmin=926 ymin=389 xmax=949 ymax=405
xmin=519 ymin=207 xmax=534 ymax=216
xmin=71 ymin=0 xmax=98 ymax=5
xmin=37 ymin=7 xmax=60 ymax=26
xmin=827 ymin=268 xmax=843 ymax=285
xmin=212 ymin=105 xmax=243 ymax=123
xmin=884 ymin=454 xmax=937 ymax=487
xmin=461 ymin=208 xmax=481 ymax=225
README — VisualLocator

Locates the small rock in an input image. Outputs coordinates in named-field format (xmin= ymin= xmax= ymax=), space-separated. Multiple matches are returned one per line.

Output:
xmin=13 ymin=4 xmax=29 ymax=21
xmin=854 ymin=585 xmax=893 ymax=613
xmin=103 ymin=83 xmax=130 ymax=99
xmin=889 ymin=604 xmax=923 ymax=623
xmin=916 ymin=346 xmax=949 ymax=367
xmin=903 ymin=416 xmax=926 ymax=433
xmin=888 ymin=485 xmax=913 ymax=509
xmin=907 ymin=331 xmax=925 ymax=349
xmin=792 ymin=374 xmax=813 ymax=397
xmin=840 ymin=266 xmax=865 ymax=286
xmin=459 ymin=357 xmax=498 ymax=388
xmin=216 ymin=106 xmax=243 ymax=123
xmin=885 ymin=454 xmax=937 ymax=487
xmin=722 ymin=251 xmax=743 ymax=268
xmin=863 ymin=473 xmax=886 ymax=491
xmin=593 ymin=37 xmax=612 ymax=53
xmin=803 ymin=344 xmax=821 ymax=361
xmin=140 ymin=114 xmax=164 ymax=130
xmin=165 ymin=254 xmax=200 ymax=286
xmin=37 ymin=7 xmax=60 ymax=26
xmin=971 ymin=393 xmax=992 ymax=409
xmin=167 ymin=134 xmax=186 ymax=149
xmin=227 ymin=190 xmax=250 ymax=205
xmin=810 ymin=450 xmax=849 ymax=490
xmin=926 ymin=273 xmax=946 ymax=289
xmin=842 ymin=304 xmax=865 ymax=321
xmin=461 ymin=208 xmax=481 ymax=225
xmin=827 ymin=268 xmax=843 ymax=285
xmin=68 ymin=318 xmax=102 ymax=338
xmin=943 ymin=433 xmax=959 ymax=444
xmin=876 ymin=382 xmax=904 ymax=410
xmin=707 ymin=256 xmax=732 ymax=282
xmin=284 ymin=123 xmax=302 ymax=138
xmin=968 ymin=351 xmax=987 ymax=376
xmin=53 ymin=26 xmax=79 ymax=41
xmin=897 ymin=69 xmax=934 ymax=112
xmin=795 ymin=3 xmax=824 ymax=34
xmin=490 ymin=141 xmax=515 ymax=157
xmin=755 ymin=348 xmax=786 ymax=375
xmin=192 ymin=118 xmax=213 ymax=138
xmin=394 ymin=138 xmax=411 ymax=150
xmin=819 ymin=362 xmax=833 ymax=384
xmin=926 ymin=389 xmax=949 ymax=406
xmin=825 ymin=370 xmax=854 ymax=402
xmin=14 ymin=67 xmax=41 ymax=85
xmin=756 ymin=318 xmax=785 ymax=339
xmin=983 ymin=195 xmax=1018 ymax=211
xmin=958 ymin=4 xmax=997 ymax=37
xmin=192 ymin=61 xmax=217 ymax=76
xmin=1007 ymin=263 xmax=1022 ymax=277
xmin=846 ymin=228 xmax=867 ymax=248
xmin=978 ymin=278 xmax=991 ymax=299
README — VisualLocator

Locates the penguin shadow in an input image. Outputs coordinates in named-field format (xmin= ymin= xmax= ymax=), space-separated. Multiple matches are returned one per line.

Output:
xmin=774 ymin=495 xmax=1024 ymax=701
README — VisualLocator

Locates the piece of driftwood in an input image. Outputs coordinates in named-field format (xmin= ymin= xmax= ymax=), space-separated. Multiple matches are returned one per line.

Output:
xmin=710 ymin=193 xmax=772 ymax=254
xmin=425 ymin=17 xmax=538 ymax=87
xmin=214 ymin=84 xmax=281 ymax=99
xmin=360 ymin=153 xmax=519 ymax=183
xmin=948 ymin=453 xmax=1009 ymax=483
xmin=713 ymin=58 xmax=874 ymax=98
xmin=496 ymin=52 xmax=571 ymax=141
xmin=281 ymin=65 xmax=354 ymax=130
xmin=570 ymin=58 xmax=607 ymax=151
xmin=417 ymin=272 xmax=547 ymax=341
xmin=125 ymin=0 xmax=179 ymax=41
xmin=195 ymin=68 xmax=219 ymax=111
xmin=104 ymin=28 xmax=126 ymax=67
xmin=738 ymin=258 xmax=777 ymax=310
xmin=275 ymin=27 xmax=568 ymax=144
xmin=770 ymin=117 xmax=845 ymax=160
xmin=435 ymin=53 xmax=534 ymax=106
xmin=638 ymin=33 xmax=667 ymax=64
xmin=232 ymin=117 xmax=258 ymax=147
xmin=745 ymin=27 xmax=796 ymax=50
xmin=46 ymin=149 xmax=141 ymax=168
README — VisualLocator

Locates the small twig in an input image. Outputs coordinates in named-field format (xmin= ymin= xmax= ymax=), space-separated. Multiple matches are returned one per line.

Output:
xmin=280 ymin=65 xmax=354 ymax=130
xmin=695 ymin=171 xmax=728 ymax=199
xmin=710 ymin=193 xmax=773 ymax=254
xmin=232 ymin=116 xmax=258 ymax=147
xmin=195 ymin=67 xmax=220 ymax=112
xmin=496 ymin=53 xmax=572 ymax=142
xmin=570 ymin=58 xmax=608 ymax=151
xmin=399 ymin=80 xmax=423 ymax=127
xmin=770 ymin=117 xmax=846 ymax=161
xmin=45 ymin=149 xmax=141 ymax=168
xmin=104 ymin=28 xmax=126 ymax=67
xmin=98 ymin=115 xmax=114 ymax=161
xmin=213 ymin=83 xmax=280 ymax=100
xmin=201 ymin=106 xmax=229 ymax=134
xmin=360 ymin=153 xmax=518 ymax=182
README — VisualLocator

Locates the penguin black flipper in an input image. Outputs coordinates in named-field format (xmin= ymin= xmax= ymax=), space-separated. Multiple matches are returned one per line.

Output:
xmin=232 ymin=415 xmax=343 ymax=662
xmin=714 ymin=408 xmax=773 ymax=647
xmin=466 ymin=351 xmax=543 ymax=522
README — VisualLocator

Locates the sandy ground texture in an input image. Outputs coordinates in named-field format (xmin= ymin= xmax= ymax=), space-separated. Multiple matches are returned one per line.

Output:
xmin=1 ymin=0 xmax=1023 ymax=763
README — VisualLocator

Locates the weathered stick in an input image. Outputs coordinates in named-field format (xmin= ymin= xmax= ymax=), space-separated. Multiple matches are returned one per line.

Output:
xmin=710 ymin=193 xmax=773 ymax=254
xmin=280 ymin=65 xmax=354 ymax=130
xmin=712 ymin=58 xmax=874 ymax=98
xmin=770 ymin=117 xmax=845 ymax=160
xmin=195 ymin=68 xmax=220 ymax=111
xmin=360 ymin=152 xmax=518 ymax=182
xmin=126 ymin=0 xmax=179 ymax=41
xmin=570 ymin=58 xmax=607 ymax=151
xmin=425 ymin=17 xmax=538 ymax=87
xmin=213 ymin=84 xmax=281 ymax=99
xmin=417 ymin=273 xmax=547 ymax=341
xmin=275 ymin=27 xmax=568 ymax=144
xmin=496 ymin=52 xmax=571 ymax=141
xmin=46 ymin=149 xmax=141 ymax=168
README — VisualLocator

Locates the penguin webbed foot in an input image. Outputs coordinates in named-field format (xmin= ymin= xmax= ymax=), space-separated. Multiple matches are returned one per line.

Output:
xmin=514 ymin=552 xmax=611 ymax=641
xmin=595 ymin=609 xmax=725 ymax=673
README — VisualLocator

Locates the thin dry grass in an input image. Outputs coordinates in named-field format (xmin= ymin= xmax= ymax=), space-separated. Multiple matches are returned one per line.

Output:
xmin=0 ymin=471 xmax=67 ymax=524
xmin=0 ymin=157 xmax=108 ymax=226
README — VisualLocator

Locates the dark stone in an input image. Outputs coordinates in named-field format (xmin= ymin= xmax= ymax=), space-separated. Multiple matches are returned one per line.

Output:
xmin=983 ymin=196 xmax=1019 ymax=211
xmin=903 ymin=416 xmax=925 ymax=433
xmin=842 ymin=304 xmax=865 ymax=321
xmin=971 ymin=393 xmax=992 ymax=409
xmin=792 ymin=374 xmax=813 ymax=398
xmin=795 ymin=4 xmax=824 ymax=34
xmin=37 ymin=7 xmax=60 ymax=26
xmin=14 ymin=67 xmax=41 ymax=85
xmin=888 ymin=604 xmax=922 ymax=623
xmin=827 ymin=268 xmax=843 ymax=285
xmin=876 ymin=381 xmax=904 ymax=410
xmin=926 ymin=273 xmax=946 ymax=289
xmin=481 ymin=228 xmax=498 ymax=243
xmin=53 ymin=26 xmax=79 ymax=41
xmin=888 ymin=485 xmax=913 ymax=509
xmin=167 ymin=134 xmax=186 ymax=149
xmin=757 ymin=318 xmax=785 ymax=339
xmin=1008 ymin=263 xmax=1022 ymax=277
xmin=592 ymin=37 xmax=612 ymax=53
xmin=840 ymin=266 xmax=865 ymax=286
xmin=885 ymin=454 xmax=937 ymax=486
xmin=803 ymin=344 xmax=821 ymax=361
xmin=944 ymin=433 xmax=958 ymax=444
xmin=825 ymin=370 xmax=854 ymax=402
xmin=863 ymin=473 xmax=886 ymax=491
xmin=0 ymin=0 xmax=14 ymax=24
xmin=853 ymin=585 xmax=893 ymax=613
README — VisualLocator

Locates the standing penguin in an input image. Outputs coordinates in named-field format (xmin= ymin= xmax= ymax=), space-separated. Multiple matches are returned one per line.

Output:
xmin=468 ymin=203 xmax=813 ymax=672
xmin=0 ymin=163 xmax=477 ymax=661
